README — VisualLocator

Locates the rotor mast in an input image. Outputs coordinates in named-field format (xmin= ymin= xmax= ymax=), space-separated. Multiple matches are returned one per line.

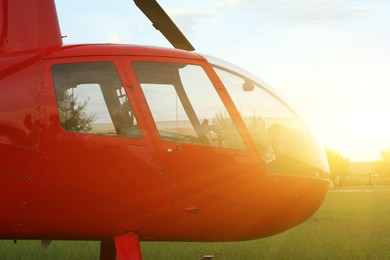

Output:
xmin=0 ymin=0 xmax=62 ymax=54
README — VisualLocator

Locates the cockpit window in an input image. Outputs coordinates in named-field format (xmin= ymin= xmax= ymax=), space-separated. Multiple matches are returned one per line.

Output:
xmin=213 ymin=66 xmax=329 ymax=178
xmin=52 ymin=62 xmax=142 ymax=138
xmin=132 ymin=62 xmax=245 ymax=149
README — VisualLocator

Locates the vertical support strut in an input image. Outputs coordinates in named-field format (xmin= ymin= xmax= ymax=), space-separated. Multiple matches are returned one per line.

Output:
xmin=115 ymin=232 xmax=142 ymax=260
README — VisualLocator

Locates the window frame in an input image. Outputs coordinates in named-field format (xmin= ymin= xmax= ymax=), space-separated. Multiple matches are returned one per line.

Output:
xmin=129 ymin=59 xmax=248 ymax=150
xmin=46 ymin=57 xmax=146 ymax=141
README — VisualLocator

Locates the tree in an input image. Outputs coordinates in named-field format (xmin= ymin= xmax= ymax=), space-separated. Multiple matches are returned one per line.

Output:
xmin=212 ymin=111 xmax=244 ymax=149
xmin=376 ymin=148 xmax=390 ymax=178
xmin=325 ymin=148 xmax=349 ymax=186
xmin=60 ymin=91 xmax=96 ymax=133
xmin=211 ymin=111 xmax=274 ymax=160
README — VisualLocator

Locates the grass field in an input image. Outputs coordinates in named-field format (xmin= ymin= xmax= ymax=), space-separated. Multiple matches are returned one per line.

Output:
xmin=1 ymin=186 xmax=390 ymax=259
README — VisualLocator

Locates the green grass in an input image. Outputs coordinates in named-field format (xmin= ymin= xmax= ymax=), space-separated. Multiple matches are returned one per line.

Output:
xmin=2 ymin=187 xmax=390 ymax=259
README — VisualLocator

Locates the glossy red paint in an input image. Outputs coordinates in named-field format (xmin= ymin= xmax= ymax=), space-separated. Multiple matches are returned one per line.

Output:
xmin=0 ymin=0 xmax=62 ymax=53
xmin=0 ymin=0 xmax=330 ymax=258
xmin=115 ymin=233 xmax=142 ymax=260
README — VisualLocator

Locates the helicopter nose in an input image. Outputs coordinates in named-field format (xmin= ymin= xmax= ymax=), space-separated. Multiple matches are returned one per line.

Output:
xmin=254 ymin=174 xmax=329 ymax=237
xmin=204 ymin=171 xmax=329 ymax=240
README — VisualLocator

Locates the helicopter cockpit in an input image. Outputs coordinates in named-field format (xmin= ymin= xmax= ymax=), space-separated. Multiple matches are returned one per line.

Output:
xmin=50 ymin=54 xmax=329 ymax=180
xmin=131 ymin=58 xmax=329 ymax=179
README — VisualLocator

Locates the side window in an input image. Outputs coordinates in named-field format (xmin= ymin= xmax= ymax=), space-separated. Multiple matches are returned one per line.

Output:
xmin=132 ymin=62 xmax=244 ymax=149
xmin=52 ymin=62 xmax=141 ymax=138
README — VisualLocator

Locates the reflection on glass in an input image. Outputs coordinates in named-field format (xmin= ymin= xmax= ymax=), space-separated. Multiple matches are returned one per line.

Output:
xmin=132 ymin=62 xmax=245 ymax=149
xmin=214 ymin=67 xmax=329 ymax=178
xmin=52 ymin=62 xmax=141 ymax=138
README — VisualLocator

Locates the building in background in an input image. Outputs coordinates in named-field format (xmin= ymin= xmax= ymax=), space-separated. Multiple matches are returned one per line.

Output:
xmin=346 ymin=162 xmax=376 ymax=186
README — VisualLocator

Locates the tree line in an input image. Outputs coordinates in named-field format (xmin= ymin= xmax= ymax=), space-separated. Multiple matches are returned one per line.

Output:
xmin=326 ymin=147 xmax=390 ymax=186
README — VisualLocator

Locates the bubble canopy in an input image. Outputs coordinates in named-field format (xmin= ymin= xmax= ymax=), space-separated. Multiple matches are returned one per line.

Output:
xmin=126 ymin=54 xmax=329 ymax=179
xmin=206 ymin=55 xmax=330 ymax=179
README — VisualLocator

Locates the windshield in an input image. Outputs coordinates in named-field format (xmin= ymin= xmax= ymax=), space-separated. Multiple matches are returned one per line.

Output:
xmin=210 ymin=58 xmax=329 ymax=178
xmin=132 ymin=62 xmax=245 ymax=149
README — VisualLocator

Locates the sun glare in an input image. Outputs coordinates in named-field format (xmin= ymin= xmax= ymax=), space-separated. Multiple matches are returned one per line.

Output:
xmin=306 ymin=97 xmax=390 ymax=162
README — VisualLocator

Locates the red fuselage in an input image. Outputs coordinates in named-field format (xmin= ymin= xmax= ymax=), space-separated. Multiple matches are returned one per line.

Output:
xmin=0 ymin=44 xmax=329 ymax=242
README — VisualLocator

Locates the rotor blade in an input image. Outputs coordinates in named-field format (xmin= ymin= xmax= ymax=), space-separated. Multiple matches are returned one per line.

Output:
xmin=133 ymin=0 xmax=195 ymax=51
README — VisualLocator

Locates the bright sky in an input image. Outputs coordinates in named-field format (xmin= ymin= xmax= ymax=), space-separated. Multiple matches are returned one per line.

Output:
xmin=55 ymin=0 xmax=390 ymax=162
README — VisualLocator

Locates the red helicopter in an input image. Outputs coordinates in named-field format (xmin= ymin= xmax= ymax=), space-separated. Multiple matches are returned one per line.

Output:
xmin=0 ymin=0 xmax=330 ymax=259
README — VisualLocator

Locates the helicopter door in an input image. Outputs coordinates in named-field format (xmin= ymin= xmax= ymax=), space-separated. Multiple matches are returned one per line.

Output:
xmin=44 ymin=59 xmax=171 ymax=213
xmin=127 ymin=60 xmax=260 ymax=195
